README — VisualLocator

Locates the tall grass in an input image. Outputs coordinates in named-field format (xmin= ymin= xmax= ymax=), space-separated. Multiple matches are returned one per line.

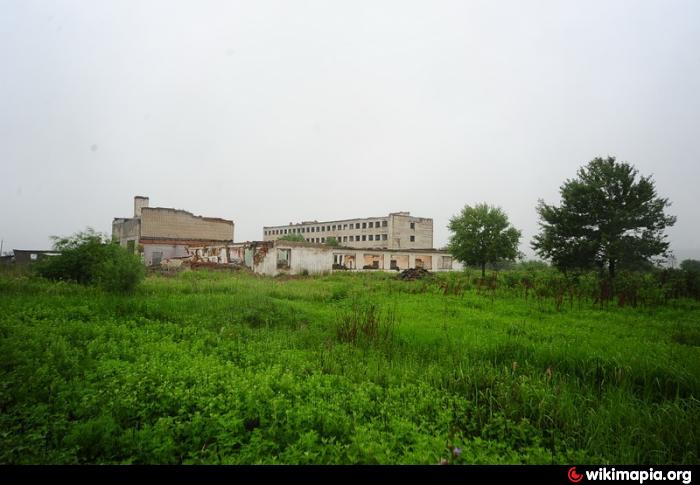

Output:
xmin=0 ymin=269 xmax=697 ymax=464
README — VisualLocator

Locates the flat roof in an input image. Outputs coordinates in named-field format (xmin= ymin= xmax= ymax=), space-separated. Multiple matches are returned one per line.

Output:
xmin=263 ymin=213 xmax=432 ymax=229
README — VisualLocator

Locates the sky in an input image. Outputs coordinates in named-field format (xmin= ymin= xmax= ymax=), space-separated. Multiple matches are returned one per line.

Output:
xmin=1 ymin=0 xmax=699 ymax=261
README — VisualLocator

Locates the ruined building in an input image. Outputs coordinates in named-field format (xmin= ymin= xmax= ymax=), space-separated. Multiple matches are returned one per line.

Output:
xmin=262 ymin=212 xmax=433 ymax=249
xmin=112 ymin=196 xmax=234 ymax=266
xmin=188 ymin=240 xmax=462 ymax=276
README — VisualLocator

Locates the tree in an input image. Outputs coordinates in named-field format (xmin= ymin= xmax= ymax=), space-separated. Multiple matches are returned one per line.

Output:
xmin=532 ymin=157 xmax=676 ymax=278
xmin=35 ymin=228 xmax=144 ymax=293
xmin=325 ymin=237 xmax=339 ymax=246
xmin=448 ymin=203 xmax=522 ymax=277
xmin=279 ymin=233 xmax=305 ymax=242
xmin=680 ymin=259 xmax=700 ymax=273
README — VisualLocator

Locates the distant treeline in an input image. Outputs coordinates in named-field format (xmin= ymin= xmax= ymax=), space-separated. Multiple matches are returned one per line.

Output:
xmin=434 ymin=262 xmax=700 ymax=308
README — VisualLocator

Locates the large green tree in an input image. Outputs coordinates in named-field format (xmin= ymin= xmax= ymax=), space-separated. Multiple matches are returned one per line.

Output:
xmin=532 ymin=157 xmax=676 ymax=277
xmin=448 ymin=203 xmax=522 ymax=277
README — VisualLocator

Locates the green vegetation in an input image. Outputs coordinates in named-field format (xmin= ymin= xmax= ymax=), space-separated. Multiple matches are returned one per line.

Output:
xmin=533 ymin=157 xmax=676 ymax=277
xmin=278 ymin=234 xmax=306 ymax=243
xmin=448 ymin=204 xmax=521 ymax=277
xmin=1 ymin=268 xmax=697 ymax=464
xmin=35 ymin=229 xmax=144 ymax=293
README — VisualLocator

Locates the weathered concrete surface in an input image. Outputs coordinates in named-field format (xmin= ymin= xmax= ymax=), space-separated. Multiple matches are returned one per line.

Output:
xmin=262 ymin=211 xmax=433 ymax=250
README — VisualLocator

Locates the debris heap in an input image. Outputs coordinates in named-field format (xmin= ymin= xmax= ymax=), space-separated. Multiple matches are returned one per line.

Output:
xmin=398 ymin=267 xmax=432 ymax=281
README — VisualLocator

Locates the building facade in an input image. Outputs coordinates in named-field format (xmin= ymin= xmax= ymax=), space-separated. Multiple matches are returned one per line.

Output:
xmin=183 ymin=240 xmax=462 ymax=276
xmin=262 ymin=212 xmax=433 ymax=250
xmin=112 ymin=196 xmax=234 ymax=266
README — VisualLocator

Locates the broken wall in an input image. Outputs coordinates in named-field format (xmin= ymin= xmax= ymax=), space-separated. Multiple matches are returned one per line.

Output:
xmin=141 ymin=207 xmax=233 ymax=242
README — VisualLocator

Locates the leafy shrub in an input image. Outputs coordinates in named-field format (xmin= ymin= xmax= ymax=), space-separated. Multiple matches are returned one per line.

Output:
xmin=278 ymin=234 xmax=305 ymax=242
xmin=35 ymin=228 xmax=144 ymax=293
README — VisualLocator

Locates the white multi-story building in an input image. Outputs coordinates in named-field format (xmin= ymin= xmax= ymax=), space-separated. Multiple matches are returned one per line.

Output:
xmin=263 ymin=212 xmax=433 ymax=250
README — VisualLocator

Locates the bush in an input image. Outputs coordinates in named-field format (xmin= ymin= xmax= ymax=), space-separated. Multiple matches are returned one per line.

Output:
xmin=35 ymin=228 xmax=144 ymax=293
xmin=279 ymin=234 xmax=305 ymax=242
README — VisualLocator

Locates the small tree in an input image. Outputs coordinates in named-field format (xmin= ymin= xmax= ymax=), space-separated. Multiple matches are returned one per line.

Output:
xmin=35 ymin=228 xmax=144 ymax=293
xmin=278 ymin=233 xmax=305 ymax=242
xmin=448 ymin=203 xmax=522 ymax=277
xmin=532 ymin=157 xmax=676 ymax=278
xmin=325 ymin=237 xmax=340 ymax=246
xmin=680 ymin=259 xmax=700 ymax=273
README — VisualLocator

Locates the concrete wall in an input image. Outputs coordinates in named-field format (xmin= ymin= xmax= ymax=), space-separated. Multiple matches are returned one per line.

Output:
xmin=141 ymin=207 xmax=234 ymax=242
xmin=112 ymin=218 xmax=140 ymax=249
xmin=248 ymin=241 xmax=461 ymax=276
xmin=263 ymin=217 xmax=390 ymax=248
xmin=388 ymin=213 xmax=433 ymax=249
xmin=262 ymin=212 xmax=433 ymax=250
xmin=142 ymin=243 xmax=191 ymax=266
xmin=134 ymin=196 xmax=149 ymax=217
xmin=254 ymin=243 xmax=334 ymax=276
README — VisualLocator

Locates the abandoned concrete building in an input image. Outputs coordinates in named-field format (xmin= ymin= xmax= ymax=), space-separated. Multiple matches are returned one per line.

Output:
xmin=111 ymin=197 xmax=461 ymax=275
xmin=112 ymin=196 xmax=234 ymax=266
xmin=185 ymin=240 xmax=463 ymax=276
xmin=262 ymin=212 xmax=433 ymax=250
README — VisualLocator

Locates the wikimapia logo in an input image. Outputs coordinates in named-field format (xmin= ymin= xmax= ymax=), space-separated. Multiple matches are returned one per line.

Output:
xmin=567 ymin=467 xmax=693 ymax=484
xmin=569 ymin=467 xmax=584 ymax=483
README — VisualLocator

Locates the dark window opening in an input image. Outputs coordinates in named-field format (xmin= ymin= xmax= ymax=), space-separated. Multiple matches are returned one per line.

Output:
xmin=277 ymin=248 xmax=291 ymax=269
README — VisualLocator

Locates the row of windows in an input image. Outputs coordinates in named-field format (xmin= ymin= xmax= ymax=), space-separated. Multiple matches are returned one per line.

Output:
xmin=265 ymin=219 xmax=389 ymax=236
xmin=303 ymin=234 xmax=390 ymax=243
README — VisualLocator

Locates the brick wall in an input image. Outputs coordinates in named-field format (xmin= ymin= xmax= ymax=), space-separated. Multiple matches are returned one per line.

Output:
xmin=140 ymin=208 xmax=233 ymax=242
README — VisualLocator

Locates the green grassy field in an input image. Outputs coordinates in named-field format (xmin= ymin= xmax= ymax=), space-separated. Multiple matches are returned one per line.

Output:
xmin=1 ymin=269 xmax=698 ymax=464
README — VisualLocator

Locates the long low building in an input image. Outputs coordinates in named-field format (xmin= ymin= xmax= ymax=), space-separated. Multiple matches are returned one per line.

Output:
xmin=184 ymin=240 xmax=462 ymax=276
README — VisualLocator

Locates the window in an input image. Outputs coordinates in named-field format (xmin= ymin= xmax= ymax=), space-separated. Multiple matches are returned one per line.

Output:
xmin=284 ymin=229 xmax=288 ymax=234
xmin=349 ymin=223 xmax=354 ymax=229
xmin=375 ymin=235 xmax=380 ymax=241
xmin=362 ymin=235 xmax=366 ymax=241
xmin=152 ymin=251 xmax=163 ymax=266
xmin=343 ymin=224 xmax=347 ymax=230
xmin=327 ymin=226 xmax=331 ymax=231
xmin=382 ymin=220 xmax=388 ymax=227
xmin=441 ymin=256 xmax=453 ymax=270
xmin=343 ymin=236 xmax=347 ymax=242
xmin=362 ymin=222 xmax=367 ymax=229
xmin=321 ymin=237 xmax=325 ymax=243
xmin=369 ymin=235 xmax=373 ymax=241
xmin=127 ymin=240 xmax=135 ymax=253
xmin=410 ymin=222 xmax=415 ymax=230
xmin=382 ymin=234 xmax=387 ymax=241
xmin=410 ymin=236 xmax=415 ymax=242
xmin=368 ymin=221 xmax=373 ymax=228
xmin=332 ymin=225 xmax=336 ymax=231
xmin=277 ymin=249 xmax=291 ymax=269
xmin=30 ymin=253 xmax=38 ymax=261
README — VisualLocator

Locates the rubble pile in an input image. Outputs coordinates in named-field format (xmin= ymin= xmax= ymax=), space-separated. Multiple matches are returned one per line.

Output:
xmin=397 ymin=267 xmax=432 ymax=281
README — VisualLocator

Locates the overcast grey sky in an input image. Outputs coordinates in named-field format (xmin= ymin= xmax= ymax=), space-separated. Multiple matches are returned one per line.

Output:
xmin=1 ymin=0 xmax=699 ymax=260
